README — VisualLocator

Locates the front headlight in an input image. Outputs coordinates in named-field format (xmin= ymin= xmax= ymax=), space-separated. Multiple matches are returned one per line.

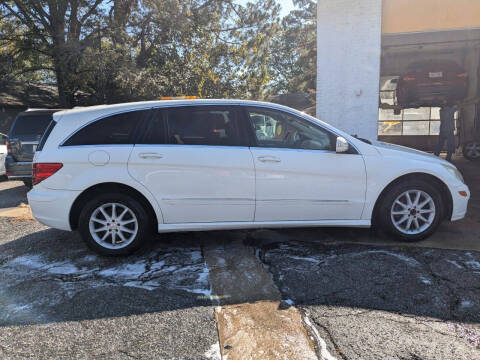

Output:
xmin=442 ymin=164 xmax=465 ymax=183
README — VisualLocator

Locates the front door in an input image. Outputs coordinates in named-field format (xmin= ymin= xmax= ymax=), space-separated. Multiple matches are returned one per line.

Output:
xmin=128 ymin=106 xmax=255 ymax=224
xmin=245 ymin=106 xmax=366 ymax=222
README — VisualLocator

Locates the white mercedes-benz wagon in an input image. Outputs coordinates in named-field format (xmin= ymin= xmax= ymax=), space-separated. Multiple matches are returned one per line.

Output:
xmin=28 ymin=100 xmax=470 ymax=255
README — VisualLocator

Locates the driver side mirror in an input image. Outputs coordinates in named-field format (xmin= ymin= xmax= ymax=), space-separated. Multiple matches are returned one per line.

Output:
xmin=336 ymin=136 xmax=349 ymax=153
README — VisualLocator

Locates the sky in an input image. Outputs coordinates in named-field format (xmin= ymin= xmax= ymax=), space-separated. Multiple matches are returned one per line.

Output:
xmin=236 ymin=0 xmax=296 ymax=18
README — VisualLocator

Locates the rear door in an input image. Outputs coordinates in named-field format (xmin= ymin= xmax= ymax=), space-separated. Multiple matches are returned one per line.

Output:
xmin=54 ymin=110 xmax=148 ymax=190
xmin=128 ymin=105 xmax=255 ymax=224
xmin=8 ymin=113 xmax=52 ymax=162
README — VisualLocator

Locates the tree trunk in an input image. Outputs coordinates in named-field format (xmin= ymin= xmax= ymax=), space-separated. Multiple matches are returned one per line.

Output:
xmin=49 ymin=4 xmax=75 ymax=108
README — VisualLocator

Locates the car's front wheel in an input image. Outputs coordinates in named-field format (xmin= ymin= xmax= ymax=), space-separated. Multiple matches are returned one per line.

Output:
xmin=378 ymin=180 xmax=443 ymax=241
xmin=78 ymin=193 xmax=151 ymax=256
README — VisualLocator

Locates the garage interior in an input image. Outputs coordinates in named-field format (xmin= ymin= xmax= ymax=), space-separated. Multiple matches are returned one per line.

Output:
xmin=378 ymin=1 xmax=480 ymax=158
xmin=379 ymin=29 xmax=480 ymax=154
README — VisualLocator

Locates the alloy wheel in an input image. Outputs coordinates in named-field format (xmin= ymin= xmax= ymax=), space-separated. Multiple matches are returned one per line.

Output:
xmin=390 ymin=190 xmax=436 ymax=235
xmin=88 ymin=203 xmax=138 ymax=249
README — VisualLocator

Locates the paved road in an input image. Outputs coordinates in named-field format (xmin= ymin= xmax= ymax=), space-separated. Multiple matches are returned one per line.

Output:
xmin=247 ymin=229 xmax=480 ymax=359
xmin=0 ymin=156 xmax=479 ymax=359
xmin=0 ymin=203 xmax=219 ymax=359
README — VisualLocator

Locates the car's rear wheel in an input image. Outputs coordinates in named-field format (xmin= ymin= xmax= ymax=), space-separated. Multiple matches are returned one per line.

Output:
xmin=378 ymin=180 xmax=443 ymax=241
xmin=78 ymin=193 xmax=151 ymax=256
xmin=463 ymin=141 xmax=480 ymax=161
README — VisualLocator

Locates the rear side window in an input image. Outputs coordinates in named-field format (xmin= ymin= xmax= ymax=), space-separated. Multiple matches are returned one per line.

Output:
xmin=11 ymin=114 xmax=52 ymax=136
xmin=37 ymin=121 xmax=56 ymax=151
xmin=138 ymin=110 xmax=167 ymax=144
xmin=63 ymin=110 xmax=150 ymax=146
xmin=166 ymin=107 xmax=240 ymax=146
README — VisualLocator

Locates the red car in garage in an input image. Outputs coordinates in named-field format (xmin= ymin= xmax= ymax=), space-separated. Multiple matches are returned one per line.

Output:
xmin=396 ymin=60 xmax=468 ymax=107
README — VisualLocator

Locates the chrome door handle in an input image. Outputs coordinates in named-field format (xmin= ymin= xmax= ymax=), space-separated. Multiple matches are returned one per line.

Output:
xmin=139 ymin=153 xmax=163 ymax=159
xmin=257 ymin=156 xmax=281 ymax=163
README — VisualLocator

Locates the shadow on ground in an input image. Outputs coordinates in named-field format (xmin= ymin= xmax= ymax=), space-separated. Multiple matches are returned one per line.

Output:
xmin=0 ymin=156 xmax=478 ymax=328
xmin=1 ymin=223 xmax=479 ymax=327
xmin=0 ymin=181 xmax=28 ymax=209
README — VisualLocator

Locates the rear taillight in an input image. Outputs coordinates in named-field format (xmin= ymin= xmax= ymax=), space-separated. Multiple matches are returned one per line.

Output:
xmin=6 ymin=140 xmax=12 ymax=155
xmin=456 ymin=72 xmax=468 ymax=78
xmin=403 ymin=76 xmax=416 ymax=81
xmin=32 ymin=163 xmax=63 ymax=185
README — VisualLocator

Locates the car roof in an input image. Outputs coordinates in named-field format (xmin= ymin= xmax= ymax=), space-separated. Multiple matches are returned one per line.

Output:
xmin=53 ymin=99 xmax=300 ymax=120
xmin=46 ymin=99 xmax=368 ymax=154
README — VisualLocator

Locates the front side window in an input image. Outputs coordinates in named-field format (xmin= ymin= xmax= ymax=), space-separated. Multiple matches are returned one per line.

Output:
xmin=247 ymin=107 xmax=335 ymax=151
xmin=63 ymin=110 xmax=150 ymax=146
xmin=166 ymin=107 xmax=240 ymax=146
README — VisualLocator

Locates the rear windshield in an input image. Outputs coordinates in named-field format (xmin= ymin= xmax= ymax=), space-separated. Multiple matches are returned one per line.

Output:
xmin=10 ymin=114 xmax=52 ymax=136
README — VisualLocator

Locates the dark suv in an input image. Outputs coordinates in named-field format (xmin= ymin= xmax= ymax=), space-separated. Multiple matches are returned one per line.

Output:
xmin=6 ymin=109 xmax=62 ymax=188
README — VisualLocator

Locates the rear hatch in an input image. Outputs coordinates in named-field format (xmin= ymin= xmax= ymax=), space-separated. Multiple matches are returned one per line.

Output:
xmin=8 ymin=113 xmax=53 ymax=162
xmin=415 ymin=62 xmax=464 ymax=86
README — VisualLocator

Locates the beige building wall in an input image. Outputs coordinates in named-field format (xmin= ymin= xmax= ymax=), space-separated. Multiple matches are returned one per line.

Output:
xmin=382 ymin=0 xmax=480 ymax=34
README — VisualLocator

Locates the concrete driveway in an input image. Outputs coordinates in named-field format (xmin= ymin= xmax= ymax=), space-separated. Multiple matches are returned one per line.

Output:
xmin=0 ymin=156 xmax=478 ymax=359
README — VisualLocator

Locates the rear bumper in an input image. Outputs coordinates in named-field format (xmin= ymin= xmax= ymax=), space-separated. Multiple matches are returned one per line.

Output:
xmin=450 ymin=184 xmax=470 ymax=221
xmin=398 ymin=85 xmax=467 ymax=105
xmin=27 ymin=187 xmax=80 ymax=231
xmin=5 ymin=157 xmax=32 ymax=179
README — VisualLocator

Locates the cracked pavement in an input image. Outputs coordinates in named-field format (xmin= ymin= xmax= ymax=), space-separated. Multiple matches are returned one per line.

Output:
xmin=0 ymin=156 xmax=479 ymax=359
xmin=248 ymin=230 xmax=480 ymax=359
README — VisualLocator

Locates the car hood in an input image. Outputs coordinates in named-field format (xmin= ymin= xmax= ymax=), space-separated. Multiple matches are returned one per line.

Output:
xmin=372 ymin=141 xmax=449 ymax=165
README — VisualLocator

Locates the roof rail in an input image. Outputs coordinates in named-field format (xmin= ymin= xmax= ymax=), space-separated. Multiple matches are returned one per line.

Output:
xmin=25 ymin=108 xmax=65 ymax=112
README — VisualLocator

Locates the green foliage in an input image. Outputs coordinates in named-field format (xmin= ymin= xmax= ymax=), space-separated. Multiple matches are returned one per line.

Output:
xmin=0 ymin=0 xmax=316 ymax=106
xmin=268 ymin=0 xmax=316 ymax=95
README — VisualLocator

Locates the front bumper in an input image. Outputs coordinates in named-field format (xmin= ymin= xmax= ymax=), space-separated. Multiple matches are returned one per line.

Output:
xmin=450 ymin=184 xmax=470 ymax=221
xmin=28 ymin=187 xmax=80 ymax=231
xmin=5 ymin=157 xmax=32 ymax=179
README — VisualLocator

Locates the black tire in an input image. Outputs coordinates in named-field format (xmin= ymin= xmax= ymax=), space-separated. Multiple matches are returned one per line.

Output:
xmin=377 ymin=180 xmax=444 ymax=242
xmin=78 ymin=192 xmax=151 ymax=256
xmin=23 ymin=179 xmax=33 ymax=189
xmin=462 ymin=141 xmax=480 ymax=161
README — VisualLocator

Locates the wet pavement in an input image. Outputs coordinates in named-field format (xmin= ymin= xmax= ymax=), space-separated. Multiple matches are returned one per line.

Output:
xmin=248 ymin=229 xmax=480 ymax=359
xmin=0 ymin=155 xmax=479 ymax=359
xmin=0 ymin=213 xmax=219 ymax=359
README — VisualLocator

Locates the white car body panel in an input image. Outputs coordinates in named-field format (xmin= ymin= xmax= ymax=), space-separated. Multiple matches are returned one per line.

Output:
xmin=250 ymin=147 xmax=366 ymax=221
xmin=128 ymin=144 xmax=255 ymax=223
xmin=27 ymin=99 xmax=470 ymax=234
xmin=157 ymin=220 xmax=371 ymax=232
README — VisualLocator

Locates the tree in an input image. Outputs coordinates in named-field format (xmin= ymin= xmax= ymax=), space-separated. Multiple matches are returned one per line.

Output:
xmin=0 ymin=0 xmax=283 ymax=105
xmin=81 ymin=0 xmax=281 ymax=102
xmin=268 ymin=0 xmax=316 ymax=95
xmin=1 ymin=0 xmax=107 ymax=107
